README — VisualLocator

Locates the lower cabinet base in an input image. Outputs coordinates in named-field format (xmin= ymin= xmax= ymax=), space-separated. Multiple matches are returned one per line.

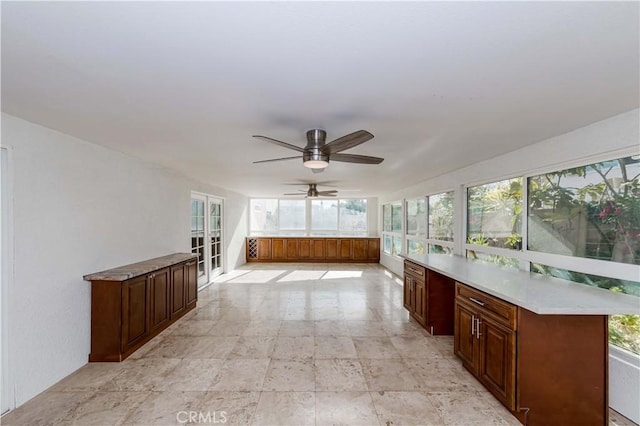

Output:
xmin=88 ymin=303 xmax=195 ymax=362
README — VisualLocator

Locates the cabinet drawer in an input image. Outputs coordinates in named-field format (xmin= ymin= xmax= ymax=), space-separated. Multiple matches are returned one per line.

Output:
xmin=455 ymin=283 xmax=516 ymax=330
xmin=404 ymin=260 xmax=425 ymax=280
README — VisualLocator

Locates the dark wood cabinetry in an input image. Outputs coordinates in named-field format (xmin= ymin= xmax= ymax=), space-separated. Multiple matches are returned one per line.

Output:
xmin=455 ymin=283 xmax=516 ymax=409
xmin=403 ymin=260 xmax=455 ymax=334
xmin=85 ymin=253 xmax=198 ymax=362
xmin=246 ymin=237 xmax=380 ymax=263
xmin=454 ymin=281 xmax=607 ymax=425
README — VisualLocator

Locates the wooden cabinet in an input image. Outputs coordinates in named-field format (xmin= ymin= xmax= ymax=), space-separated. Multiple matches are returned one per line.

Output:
xmin=272 ymin=238 xmax=286 ymax=260
xmin=171 ymin=260 xmax=197 ymax=318
xmin=171 ymin=263 xmax=187 ymax=318
xmin=298 ymin=239 xmax=311 ymax=259
xmin=258 ymin=238 xmax=272 ymax=260
xmin=404 ymin=261 xmax=427 ymax=326
xmin=85 ymin=254 xmax=198 ymax=362
xmin=148 ymin=268 xmax=171 ymax=332
xmin=403 ymin=260 xmax=455 ymax=334
xmin=185 ymin=260 xmax=197 ymax=307
xmin=122 ymin=275 xmax=148 ymax=351
xmin=326 ymin=239 xmax=338 ymax=259
xmin=246 ymin=237 xmax=380 ymax=263
xmin=455 ymin=282 xmax=516 ymax=410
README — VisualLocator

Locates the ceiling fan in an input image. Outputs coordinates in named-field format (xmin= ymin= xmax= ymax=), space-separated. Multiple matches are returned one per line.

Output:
xmin=284 ymin=183 xmax=337 ymax=198
xmin=253 ymin=129 xmax=384 ymax=173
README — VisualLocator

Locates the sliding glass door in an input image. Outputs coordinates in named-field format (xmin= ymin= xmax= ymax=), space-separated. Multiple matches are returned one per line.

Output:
xmin=191 ymin=193 xmax=224 ymax=288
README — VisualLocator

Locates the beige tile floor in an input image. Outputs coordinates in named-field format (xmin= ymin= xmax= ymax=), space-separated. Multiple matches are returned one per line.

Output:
xmin=2 ymin=263 xmax=637 ymax=426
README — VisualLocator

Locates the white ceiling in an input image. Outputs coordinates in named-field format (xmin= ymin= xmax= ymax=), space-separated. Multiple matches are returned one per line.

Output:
xmin=2 ymin=2 xmax=638 ymax=197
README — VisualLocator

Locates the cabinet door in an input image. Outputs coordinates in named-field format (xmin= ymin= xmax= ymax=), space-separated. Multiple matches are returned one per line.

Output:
xmin=326 ymin=239 xmax=338 ymax=259
xmin=122 ymin=275 xmax=148 ymax=350
xmin=272 ymin=239 xmax=285 ymax=260
xmin=258 ymin=238 xmax=272 ymax=260
xmin=286 ymin=239 xmax=299 ymax=260
xmin=149 ymin=268 xmax=171 ymax=332
xmin=478 ymin=318 xmax=516 ymax=410
xmin=403 ymin=275 xmax=412 ymax=311
xmin=338 ymin=239 xmax=352 ymax=259
xmin=353 ymin=239 xmax=367 ymax=259
xmin=311 ymin=239 xmax=325 ymax=259
xmin=170 ymin=264 xmax=187 ymax=319
xmin=298 ymin=239 xmax=311 ymax=259
xmin=454 ymin=301 xmax=478 ymax=375
xmin=412 ymin=278 xmax=427 ymax=326
xmin=186 ymin=261 xmax=198 ymax=306
xmin=367 ymin=238 xmax=380 ymax=260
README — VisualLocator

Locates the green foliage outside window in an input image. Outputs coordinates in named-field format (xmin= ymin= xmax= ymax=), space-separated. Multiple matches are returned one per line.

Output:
xmin=467 ymin=178 xmax=523 ymax=250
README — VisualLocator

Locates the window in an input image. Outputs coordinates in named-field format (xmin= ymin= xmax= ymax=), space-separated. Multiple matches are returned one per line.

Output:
xmin=250 ymin=199 xmax=278 ymax=234
xmin=426 ymin=190 xmax=455 ymax=255
xmin=311 ymin=199 xmax=338 ymax=232
xmin=382 ymin=201 xmax=403 ymax=255
xmin=251 ymin=198 xmax=368 ymax=236
xmin=528 ymin=156 xmax=640 ymax=265
xmin=466 ymin=177 xmax=523 ymax=268
xmin=428 ymin=191 xmax=454 ymax=241
xmin=279 ymin=199 xmax=305 ymax=232
xmin=406 ymin=198 xmax=426 ymax=254
xmin=339 ymin=199 xmax=367 ymax=234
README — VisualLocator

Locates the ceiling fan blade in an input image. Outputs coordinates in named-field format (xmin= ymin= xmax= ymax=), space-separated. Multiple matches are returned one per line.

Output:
xmin=311 ymin=168 xmax=324 ymax=174
xmin=321 ymin=130 xmax=374 ymax=154
xmin=283 ymin=192 xmax=304 ymax=195
xmin=318 ymin=191 xmax=338 ymax=196
xmin=330 ymin=153 xmax=384 ymax=164
xmin=253 ymin=135 xmax=305 ymax=152
xmin=253 ymin=156 xmax=302 ymax=164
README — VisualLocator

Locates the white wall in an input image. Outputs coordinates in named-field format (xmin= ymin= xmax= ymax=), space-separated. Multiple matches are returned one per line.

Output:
xmin=0 ymin=113 xmax=248 ymax=409
xmin=377 ymin=108 xmax=640 ymax=422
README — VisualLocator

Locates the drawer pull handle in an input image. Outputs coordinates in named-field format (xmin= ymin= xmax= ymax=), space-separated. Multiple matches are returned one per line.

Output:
xmin=469 ymin=297 xmax=485 ymax=306
xmin=471 ymin=315 xmax=476 ymax=335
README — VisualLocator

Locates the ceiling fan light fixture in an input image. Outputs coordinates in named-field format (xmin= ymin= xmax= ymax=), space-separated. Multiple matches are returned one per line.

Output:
xmin=304 ymin=160 xmax=329 ymax=169
xmin=303 ymin=151 xmax=329 ymax=169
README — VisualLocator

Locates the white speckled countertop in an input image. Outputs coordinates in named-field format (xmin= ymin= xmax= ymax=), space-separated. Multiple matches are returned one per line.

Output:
xmin=402 ymin=253 xmax=640 ymax=315
xmin=83 ymin=253 xmax=197 ymax=281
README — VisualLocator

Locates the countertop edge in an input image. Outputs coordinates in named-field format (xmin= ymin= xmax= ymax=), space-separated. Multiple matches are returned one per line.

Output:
xmin=83 ymin=253 xmax=198 ymax=282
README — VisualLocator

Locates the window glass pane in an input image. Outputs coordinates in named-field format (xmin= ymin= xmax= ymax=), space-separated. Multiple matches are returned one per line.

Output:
xmin=339 ymin=199 xmax=367 ymax=233
xmin=312 ymin=199 xmax=338 ymax=231
xmin=392 ymin=202 xmax=402 ymax=232
xmin=279 ymin=199 xmax=306 ymax=230
xmin=467 ymin=178 xmax=523 ymax=250
xmin=383 ymin=235 xmax=392 ymax=254
xmin=250 ymin=199 xmax=278 ymax=233
xmin=392 ymin=236 xmax=402 ymax=256
xmin=429 ymin=191 xmax=455 ymax=241
xmin=528 ymin=156 xmax=640 ymax=265
xmin=407 ymin=239 xmax=425 ymax=255
xmin=383 ymin=204 xmax=391 ymax=232
xmin=532 ymin=263 xmax=640 ymax=354
xmin=428 ymin=244 xmax=453 ymax=254
xmin=466 ymin=250 xmax=519 ymax=269
xmin=406 ymin=198 xmax=426 ymax=236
